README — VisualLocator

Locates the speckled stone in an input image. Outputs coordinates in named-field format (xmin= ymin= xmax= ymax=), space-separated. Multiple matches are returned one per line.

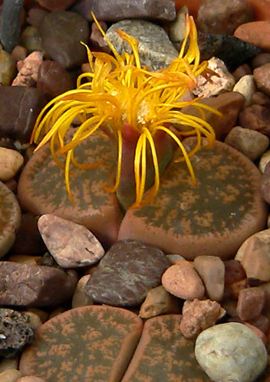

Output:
xmin=39 ymin=11 xmax=89 ymax=69
xmin=106 ymin=19 xmax=178 ymax=70
xmin=0 ymin=309 xmax=34 ymax=358
xmin=17 ymin=133 xmax=122 ymax=246
xmin=122 ymin=315 xmax=210 ymax=381
xmin=0 ymin=181 xmax=21 ymax=258
xmin=118 ymin=139 xmax=267 ymax=259
xmin=162 ymin=260 xmax=205 ymax=300
xmin=197 ymin=0 xmax=253 ymax=35
xmin=38 ymin=214 xmax=105 ymax=268
xmin=20 ymin=306 xmax=143 ymax=382
xmin=73 ymin=0 xmax=176 ymax=21
xmin=235 ymin=228 xmax=270 ymax=281
xmin=0 ymin=262 xmax=77 ymax=307
xmin=195 ymin=323 xmax=267 ymax=382
xmin=85 ymin=240 xmax=170 ymax=306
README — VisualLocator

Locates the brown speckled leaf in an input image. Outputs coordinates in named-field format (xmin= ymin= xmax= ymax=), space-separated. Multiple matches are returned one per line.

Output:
xmin=119 ymin=140 xmax=267 ymax=259
xmin=0 ymin=181 xmax=21 ymax=257
xmin=17 ymin=132 xmax=122 ymax=245
xmin=122 ymin=314 xmax=211 ymax=382
xmin=19 ymin=305 xmax=143 ymax=382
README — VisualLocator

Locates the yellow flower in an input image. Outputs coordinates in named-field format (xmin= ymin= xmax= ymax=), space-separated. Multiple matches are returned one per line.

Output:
xmin=31 ymin=13 xmax=219 ymax=207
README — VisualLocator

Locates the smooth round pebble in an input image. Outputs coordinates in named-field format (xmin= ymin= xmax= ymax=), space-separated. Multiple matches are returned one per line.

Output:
xmin=0 ymin=147 xmax=24 ymax=181
xmin=195 ymin=322 xmax=267 ymax=382
xmin=162 ymin=260 xmax=205 ymax=300
xmin=0 ymin=368 xmax=22 ymax=382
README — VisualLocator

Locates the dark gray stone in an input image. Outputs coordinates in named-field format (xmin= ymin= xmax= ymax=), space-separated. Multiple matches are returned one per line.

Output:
xmin=0 ymin=0 xmax=24 ymax=52
xmin=197 ymin=33 xmax=260 ymax=71
xmin=0 ymin=262 xmax=77 ymax=307
xmin=85 ymin=240 xmax=170 ymax=306
xmin=0 ymin=86 xmax=47 ymax=142
xmin=0 ymin=308 xmax=34 ymax=358
xmin=106 ymin=19 xmax=178 ymax=70
xmin=39 ymin=11 xmax=89 ymax=69
xmin=73 ymin=0 xmax=176 ymax=22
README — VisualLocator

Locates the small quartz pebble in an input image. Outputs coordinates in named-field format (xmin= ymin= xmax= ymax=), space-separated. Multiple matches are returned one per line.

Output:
xmin=197 ymin=0 xmax=253 ymax=35
xmin=233 ymin=74 xmax=256 ymax=105
xmin=72 ymin=274 xmax=93 ymax=308
xmin=193 ymin=57 xmax=235 ymax=98
xmin=168 ymin=6 xmax=188 ymax=42
xmin=0 ymin=148 xmax=24 ymax=181
xmin=193 ymin=256 xmax=225 ymax=301
xmin=224 ymin=126 xmax=269 ymax=161
xmin=259 ymin=149 xmax=270 ymax=172
xmin=0 ymin=369 xmax=22 ymax=382
xmin=180 ymin=299 xmax=224 ymax=339
xmin=237 ymin=287 xmax=265 ymax=321
xmin=162 ymin=260 xmax=205 ymax=300
xmin=254 ymin=63 xmax=270 ymax=96
xmin=195 ymin=323 xmax=267 ymax=382
xmin=260 ymin=162 xmax=270 ymax=204
xmin=38 ymin=214 xmax=105 ymax=268
xmin=0 ymin=49 xmax=16 ymax=86
xmin=17 ymin=376 xmax=46 ymax=382
xmin=139 ymin=285 xmax=180 ymax=319
xmin=235 ymin=228 xmax=270 ymax=281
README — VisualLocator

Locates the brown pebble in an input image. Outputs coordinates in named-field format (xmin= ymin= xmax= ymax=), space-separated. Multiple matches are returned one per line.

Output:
xmin=162 ymin=260 xmax=205 ymax=300
xmin=234 ymin=21 xmax=270 ymax=52
xmin=252 ymin=53 xmax=270 ymax=68
xmin=237 ymin=287 xmax=265 ymax=320
xmin=193 ymin=256 xmax=225 ymax=301
xmin=254 ymin=63 xmax=270 ymax=96
xmin=232 ymin=64 xmax=252 ymax=82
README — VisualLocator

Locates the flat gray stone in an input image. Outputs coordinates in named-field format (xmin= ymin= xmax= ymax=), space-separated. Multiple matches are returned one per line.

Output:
xmin=106 ymin=19 xmax=178 ymax=70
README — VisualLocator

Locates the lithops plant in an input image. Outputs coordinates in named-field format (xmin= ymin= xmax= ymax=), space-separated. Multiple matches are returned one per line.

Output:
xmin=30 ymin=13 xmax=218 ymax=209
xmin=0 ymin=181 xmax=21 ymax=257
xmin=20 ymin=305 xmax=143 ymax=382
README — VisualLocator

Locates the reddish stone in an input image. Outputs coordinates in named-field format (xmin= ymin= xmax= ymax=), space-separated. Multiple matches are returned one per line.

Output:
xmin=198 ymin=0 xmax=253 ymax=34
xmin=36 ymin=0 xmax=77 ymax=11
xmin=239 ymin=104 xmax=270 ymax=136
xmin=247 ymin=0 xmax=270 ymax=21
xmin=180 ymin=299 xmax=224 ymax=339
xmin=162 ymin=260 xmax=205 ymax=300
xmin=254 ymin=63 xmax=270 ymax=96
xmin=175 ymin=0 xmax=201 ymax=16
xmin=237 ymin=287 xmax=265 ymax=320
xmin=252 ymin=53 xmax=270 ymax=68
xmin=37 ymin=60 xmax=73 ymax=97
xmin=234 ymin=21 xmax=270 ymax=52
xmin=232 ymin=64 xmax=252 ymax=82
xmin=224 ymin=260 xmax=246 ymax=285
